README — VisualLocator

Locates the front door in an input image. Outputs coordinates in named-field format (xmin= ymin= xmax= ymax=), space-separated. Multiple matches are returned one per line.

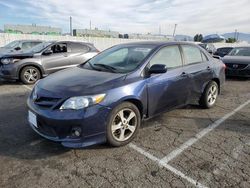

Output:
xmin=41 ymin=42 xmax=72 ymax=74
xmin=147 ymin=45 xmax=191 ymax=116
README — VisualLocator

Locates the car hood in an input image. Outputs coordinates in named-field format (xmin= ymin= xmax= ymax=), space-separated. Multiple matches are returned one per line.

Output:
xmin=222 ymin=56 xmax=250 ymax=64
xmin=37 ymin=67 xmax=127 ymax=97
xmin=0 ymin=48 xmax=15 ymax=56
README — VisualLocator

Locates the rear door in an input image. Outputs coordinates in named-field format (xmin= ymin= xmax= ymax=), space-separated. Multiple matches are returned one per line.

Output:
xmin=181 ymin=45 xmax=213 ymax=101
xmin=41 ymin=42 xmax=72 ymax=74
xmin=147 ymin=45 xmax=191 ymax=116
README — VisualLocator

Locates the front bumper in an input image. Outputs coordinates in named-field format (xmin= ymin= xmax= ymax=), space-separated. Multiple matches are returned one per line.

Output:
xmin=0 ymin=64 xmax=18 ymax=80
xmin=27 ymin=97 xmax=111 ymax=148
xmin=225 ymin=65 xmax=250 ymax=77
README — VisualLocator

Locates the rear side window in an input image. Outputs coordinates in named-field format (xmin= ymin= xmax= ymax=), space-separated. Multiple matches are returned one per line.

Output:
xmin=70 ymin=43 xmax=90 ymax=53
xmin=182 ymin=45 xmax=203 ymax=64
xmin=150 ymin=45 xmax=182 ymax=68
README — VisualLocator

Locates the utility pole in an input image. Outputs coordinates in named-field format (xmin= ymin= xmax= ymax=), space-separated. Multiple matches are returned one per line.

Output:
xmin=70 ymin=16 xmax=72 ymax=36
xmin=159 ymin=25 xmax=161 ymax=35
xmin=90 ymin=20 xmax=92 ymax=30
xmin=234 ymin=29 xmax=237 ymax=40
xmin=236 ymin=31 xmax=239 ymax=42
xmin=173 ymin=24 xmax=177 ymax=37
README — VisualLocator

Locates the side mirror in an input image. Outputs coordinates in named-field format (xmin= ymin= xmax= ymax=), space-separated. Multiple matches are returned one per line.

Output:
xmin=14 ymin=47 xmax=21 ymax=51
xmin=43 ymin=49 xmax=53 ymax=55
xmin=149 ymin=64 xmax=167 ymax=74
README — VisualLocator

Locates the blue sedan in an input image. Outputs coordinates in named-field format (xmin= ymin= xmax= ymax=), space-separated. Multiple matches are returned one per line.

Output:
xmin=27 ymin=41 xmax=225 ymax=148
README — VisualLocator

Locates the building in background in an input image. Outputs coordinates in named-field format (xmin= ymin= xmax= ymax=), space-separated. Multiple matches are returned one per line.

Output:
xmin=4 ymin=24 xmax=62 ymax=35
xmin=73 ymin=28 xmax=119 ymax=38
xmin=128 ymin=33 xmax=172 ymax=40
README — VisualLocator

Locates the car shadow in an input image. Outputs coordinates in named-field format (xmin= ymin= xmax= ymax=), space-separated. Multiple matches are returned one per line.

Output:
xmin=0 ymin=78 xmax=19 ymax=85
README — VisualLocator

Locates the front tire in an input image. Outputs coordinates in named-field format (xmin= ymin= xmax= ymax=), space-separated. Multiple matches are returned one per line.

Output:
xmin=199 ymin=81 xmax=218 ymax=108
xmin=20 ymin=66 xmax=41 ymax=85
xmin=107 ymin=102 xmax=141 ymax=147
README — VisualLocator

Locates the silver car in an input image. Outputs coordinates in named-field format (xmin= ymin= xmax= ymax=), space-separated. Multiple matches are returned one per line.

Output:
xmin=0 ymin=40 xmax=43 ymax=56
xmin=0 ymin=41 xmax=99 ymax=84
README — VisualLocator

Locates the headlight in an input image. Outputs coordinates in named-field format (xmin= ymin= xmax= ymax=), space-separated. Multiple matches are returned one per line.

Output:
xmin=1 ymin=58 xmax=20 ymax=65
xmin=60 ymin=94 xmax=106 ymax=110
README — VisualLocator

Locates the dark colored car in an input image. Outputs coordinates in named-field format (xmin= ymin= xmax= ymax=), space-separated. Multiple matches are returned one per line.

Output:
xmin=0 ymin=40 xmax=42 ymax=56
xmin=214 ymin=47 xmax=233 ymax=57
xmin=0 ymin=41 xmax=99 ymax=84
xmin=222 ymin=47 xmax=250 ymax=77
xmin=27 ymin=41 xmax=225 ymax=148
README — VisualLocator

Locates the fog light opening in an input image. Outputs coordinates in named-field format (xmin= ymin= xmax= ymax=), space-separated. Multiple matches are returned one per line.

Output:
xmin=71 ymin=127 xmax=82 ymax=137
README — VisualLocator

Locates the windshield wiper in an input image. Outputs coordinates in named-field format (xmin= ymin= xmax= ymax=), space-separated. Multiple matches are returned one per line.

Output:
xmin=93 ymin=63 xmax=117 ymax=73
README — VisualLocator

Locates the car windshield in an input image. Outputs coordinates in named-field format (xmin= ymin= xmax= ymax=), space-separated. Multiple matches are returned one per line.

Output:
xmin=28 ymin=41 xmax=53 ymax=53
xmin=228 ymin=47 xmax=250 ymax=56
xmin=84 ymin=45 xmax=154 ymax=73
xmin=4 ymin=41 xmax=20 ymax=48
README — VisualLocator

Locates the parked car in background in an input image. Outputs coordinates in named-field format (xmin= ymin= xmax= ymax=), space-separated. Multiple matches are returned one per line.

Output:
xmin=214 ymin=47 xmax=233 ymax=57
xmin=0 ymin=40 xmax=42 ymax=56
xmin=0 ymin=41 xmax=99 ymax=84
xmin=222 ymin=47 xmax=250 ymax=77
xmin=27 ymin=41 xmax=225 ymax=148
xmin=198 ymin=43 xmax=216 ymax=54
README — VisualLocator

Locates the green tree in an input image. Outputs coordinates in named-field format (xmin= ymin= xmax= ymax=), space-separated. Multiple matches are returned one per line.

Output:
xmin=194 ymin=34 xmax=203 ymax=42
xmin=226 ymin=38 xmax=236 ymax=43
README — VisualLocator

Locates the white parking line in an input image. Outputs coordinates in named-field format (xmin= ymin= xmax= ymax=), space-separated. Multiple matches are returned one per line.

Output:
xmin=160 ymin=99 xmax=250 ymax=164
xmin=129 ymin=143 xmax=207 ymax=188
xmin=130 ymin=99 xmax=250 ymax=187
xmin=22 ymin=85 xmax=32 ymax=91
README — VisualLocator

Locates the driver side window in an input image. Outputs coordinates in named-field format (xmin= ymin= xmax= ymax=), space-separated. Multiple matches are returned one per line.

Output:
xmin=150 ymin=45 xmax=183 ymax=69
xmin=50 ymin=43 xmax=67 ymax=54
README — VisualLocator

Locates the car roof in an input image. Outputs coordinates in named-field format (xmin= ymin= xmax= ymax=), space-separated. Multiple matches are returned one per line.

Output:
xmin=53 ymin=40 xmax=93 ymax=45
xmin=118 ymin=41 xmax=197 ymax=47
xmin=15 ymin=39 xmax=43 ymax=42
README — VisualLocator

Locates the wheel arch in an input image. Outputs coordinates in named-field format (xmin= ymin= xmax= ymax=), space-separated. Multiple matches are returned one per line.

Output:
xmin=202 ymin=78 xmax=221 ymax=95
xmin=112 ymin=96 xmax=145 ymax=119
xmin=18 ymin=63 xmax=44 ymax=80
xmin=211 ymin=78 xmax=220 ymax=94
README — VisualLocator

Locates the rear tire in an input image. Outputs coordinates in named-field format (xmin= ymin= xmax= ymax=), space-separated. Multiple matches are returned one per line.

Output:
xmin=199 ymin=81 xmax=218 ymax=109
xmin=20 ymin=66 xmax=41 ymax=85
xmin=106 ymin=102 xmax=141 ymax=147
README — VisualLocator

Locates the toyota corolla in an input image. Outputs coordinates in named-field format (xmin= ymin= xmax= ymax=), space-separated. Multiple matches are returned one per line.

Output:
xmin=27 ymin=41 xmax=225 ymax=148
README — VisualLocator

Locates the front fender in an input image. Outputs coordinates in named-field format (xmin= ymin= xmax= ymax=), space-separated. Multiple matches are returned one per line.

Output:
xmin=101 ymin=80 xmax=148 ymax=116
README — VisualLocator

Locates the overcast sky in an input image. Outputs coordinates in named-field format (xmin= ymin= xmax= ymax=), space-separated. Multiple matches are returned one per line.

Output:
xmin=0 ymin=0 xmax=249 ymax=36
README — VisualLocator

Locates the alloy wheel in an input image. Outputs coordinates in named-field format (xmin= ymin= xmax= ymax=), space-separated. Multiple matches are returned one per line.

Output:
xmin=111 ymin=108 xmax=137 ymax=142
xmin=207 ymin=84 xmax=218 ymax=106
xmin=23 ymin=68 xmax=39 ymax=83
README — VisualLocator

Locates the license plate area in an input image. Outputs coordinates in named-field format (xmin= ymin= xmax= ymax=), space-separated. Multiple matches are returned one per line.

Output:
xmin=28 ymin=111 xmax=38 ymax=128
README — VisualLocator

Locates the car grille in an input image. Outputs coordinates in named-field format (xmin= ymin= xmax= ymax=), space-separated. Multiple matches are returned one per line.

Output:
xmin=37 ymin=118 xmax=73 ymax=139
xmin=34 ymin=96 xmax=61 ymax=109
xmin=225 ymin=63 xmax=248 ymax=70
